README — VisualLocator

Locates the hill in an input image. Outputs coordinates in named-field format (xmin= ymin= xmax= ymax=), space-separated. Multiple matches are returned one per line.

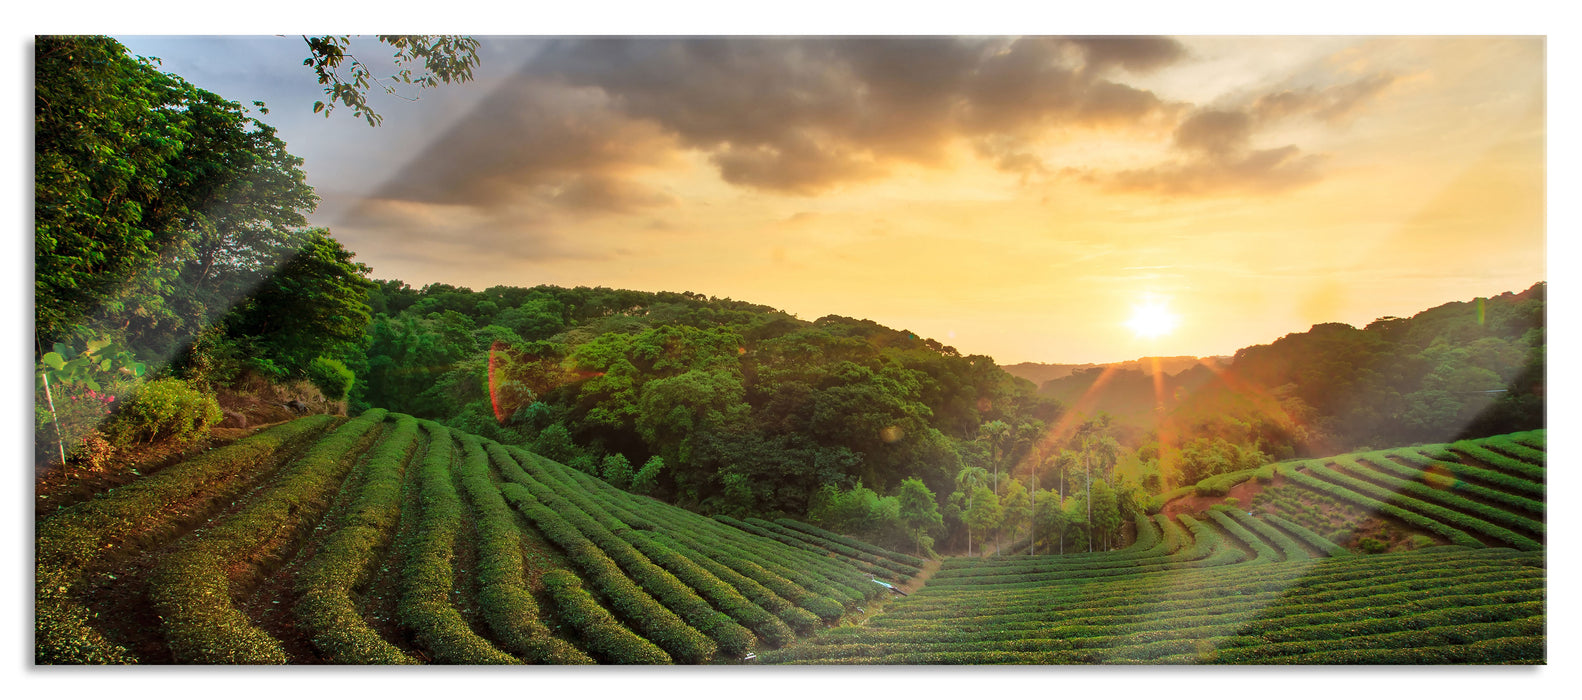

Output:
xmin=1002 ymin=356 xmax=1222 ymax=388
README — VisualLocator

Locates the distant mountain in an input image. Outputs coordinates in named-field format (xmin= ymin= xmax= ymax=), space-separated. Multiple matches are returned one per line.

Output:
xmin=1026 ymin=283 xmax=1545 ymax=457
xmin=1002 ymin=356 xmax=1224 ymax=388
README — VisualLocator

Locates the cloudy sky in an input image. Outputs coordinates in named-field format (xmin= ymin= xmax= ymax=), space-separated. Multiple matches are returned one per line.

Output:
xmin=112 ymin=34 xmax=1546 ymax=365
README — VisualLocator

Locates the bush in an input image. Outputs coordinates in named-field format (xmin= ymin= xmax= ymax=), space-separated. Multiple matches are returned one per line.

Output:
xmin=103 ymin=378 xmax=222 ymax=444
xmin=306 ymin=356 xmax=355 ymax=401
xmin=1358 ymin=537 xmax=1388 ymax=554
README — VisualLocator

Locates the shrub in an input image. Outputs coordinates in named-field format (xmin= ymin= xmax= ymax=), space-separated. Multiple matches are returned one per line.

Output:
xmin=1358 ymin=537 xmax=1388 ymax=554
xmin=103 ymin=378 xmax=222 ymax=444
xmin=306 ymin=356 xmax=355 ymax=401
xmin=601 ymin=453 xmax=634 ymax=489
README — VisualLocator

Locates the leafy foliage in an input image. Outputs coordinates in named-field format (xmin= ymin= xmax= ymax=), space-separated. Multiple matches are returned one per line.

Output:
xmin=302 ymin=35 xmax=481 ymax=126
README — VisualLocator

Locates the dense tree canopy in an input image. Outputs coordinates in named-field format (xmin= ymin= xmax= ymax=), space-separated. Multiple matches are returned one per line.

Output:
xmin=35 ymin=35 xmax=373 ymax=389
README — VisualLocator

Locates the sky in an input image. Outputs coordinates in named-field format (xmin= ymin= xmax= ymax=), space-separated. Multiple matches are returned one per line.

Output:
xmin=101 ymin=34 xmax=1547 ymax=366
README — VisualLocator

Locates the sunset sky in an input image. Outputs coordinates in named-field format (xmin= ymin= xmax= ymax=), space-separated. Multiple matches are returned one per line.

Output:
xmin=110 ymin=33 xmax=1546 ymax=365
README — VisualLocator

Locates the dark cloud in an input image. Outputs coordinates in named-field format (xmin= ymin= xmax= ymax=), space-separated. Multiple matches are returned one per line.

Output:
xmin=376 ymin=79 xmax=678 ymax=210
xmin=1174 ymin=109 xmax=1253 ymax=157
xmin=525 ymin=36 xmax=1184 ymax=193
xmin=1066 ymin=36 xmax=1189 ymax=74
xmin=364 ymin=36 xmax=1398 ymax=213
xmin=1107 ymin=101 xmax=1327 ymax=196
xmin=1110 ymin=144 xmax=1324 ymax=196
xmin=1252 ymin=73 xmax=1398 ymax=124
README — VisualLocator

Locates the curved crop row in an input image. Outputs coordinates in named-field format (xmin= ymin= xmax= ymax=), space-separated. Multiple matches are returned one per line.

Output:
xmin=513 ymin=447 xmax=867 ymax=611
xmin=499 ymin=481 xmax=718 ymax=663
xmin=514 ymin=455 xmax=828 ymax=633
xmin=1330 ymin=457 xmax=1544 ymax=538
xmin=36 ymin=415 xmax=335 ymax=664
xmin=396 ymin=423 xmax=518 ymax=664
xmin=1224 ymin=511 xmax=1310 ymax=560
xmin=1263 ymin=514 xmax=1350 ymax=557
xmin=1392 ymin=449 xmax=1544 ymax=499
xmin=747 ymin=517 xmax=920 ymax=580
xmin=457 ymin=436 xmax=593 ymax=664
xmin=539 ymin=570 xmax=670 ymax=664
xmin=502 ymin=450 xmax=755 ymax=658
xmin=711 ymin=515 xmax=875 ymax=604
xmin=1298 ymin=462 xmax=1540 ymax=550
xmin=1278 ymin=464 xmax=1484 ymax=548
xmin=149 ymin=409 xmax=385 ymax=664
xmin=486 ymin=442 xmax=792 ymax=649
xmin=293 ymin=413 xmax=420 ymax=664
xmin=1205 ymin=510 xmax=1280 ymax=562
xmin=1478 ymin=438 xmax=1547 ymax=466
xmin=1444 ymin=442 xmax=1545 ymax=483
xmin=1368 ymin=451 xmax=1543 ymax=515
xmin=764 ymin=545 xmax=1543 ymax=664
xmin=772 ymin=518 xmax=927 ymax=568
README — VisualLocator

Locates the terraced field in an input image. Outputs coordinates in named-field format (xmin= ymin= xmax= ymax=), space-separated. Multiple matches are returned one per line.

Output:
xmin=35 ymin=410 xmax=921 ymax=664
xmin=762 ymin=430 xmax=1547 ymax=664
xmin=36 ymin=416 xmax=1545 ymax=665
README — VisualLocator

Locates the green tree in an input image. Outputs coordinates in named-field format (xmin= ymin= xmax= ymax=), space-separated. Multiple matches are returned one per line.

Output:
xmin=221 ymin=231 xmax=375 ymax=377
xmin=896 ymin=477 xmax=943 ymax=557
xmin=35 ymin=36 xmax=318 ymax=352
xmin=1090 ymin=479 xmax=1121 ymax=551
xmin=963 ymin=485 xmax=1002 ymax=558
xmin=951 ymin=465 xmax=989 ymax=556
xmin=601 ymin=453 xmax=634 ymax=489
xmin=979 ymin=419 xmax=1011 ymax=496
xmin=1033 ymin=488 xmax=1067 ymax=555
xmin=631 ymin=456 xmax=665 ymax=495
xmin=1062 ymin=494 xmax=1089 ymax=553
xmin=999 ymin=478 xmax=1031 ymax=556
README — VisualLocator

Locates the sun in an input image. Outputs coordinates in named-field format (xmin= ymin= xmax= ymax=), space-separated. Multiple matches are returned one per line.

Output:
xmin=1126 ymin=299 xmax=1180 ymax=339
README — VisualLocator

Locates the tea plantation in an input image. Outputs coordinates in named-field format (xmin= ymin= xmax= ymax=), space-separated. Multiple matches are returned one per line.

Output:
xmin=35 ymin=413 xmax=1544 ymax=664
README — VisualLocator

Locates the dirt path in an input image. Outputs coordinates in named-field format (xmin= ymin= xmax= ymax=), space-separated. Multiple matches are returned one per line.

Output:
xmin=897 ymin=558 xmax=940 ymax=596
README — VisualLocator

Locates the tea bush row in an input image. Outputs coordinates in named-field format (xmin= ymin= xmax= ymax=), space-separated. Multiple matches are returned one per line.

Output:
xmin=1391 ymin=448 xmax=1544 ymax=499
xmin=495 ymin=448 xmax=769 ymax=657
xmin=490 ymin=443 xmax=793 ymax=647
xmin=458 ymin=436 xmax=594 ymax=664
xmin=395 ymin=423 xmax=518 ymax=664
xmin=1367 ymin=451 xmax=1543 ymax=515
xmin=539 ymin=570 xmax=671 ymax=664
xmin=149 ymin=409 xmax=385 ymax=663
xmin=293 ymin=413 xmax=419 ymax=664
xmin=1205 ymin=510 xmax=1280 ymax=562
xmin=1445 ymin=442 xmax=1545 ymax=483
xmin=499 ymin=480 xmax=718 ymax=663
xmin=772 ymin=518 xmax=926 ymax=569
xmin=1262 ymin=514 xmax=1349 ymax=557
xmin=749 ymin=517 xmax=920 ymax=580
xmin=1329 ymin=457 xmax=1544 ymax=538
xmin=36 ymin=415 xmax=334 ymax=664
xmin=1279 ymin=466 xmax=1484 ymax=548
xmin=521 ymin=461 xmax=827 ymax=632
xmin=1299 ymin=462 xmax=1540 ymax=550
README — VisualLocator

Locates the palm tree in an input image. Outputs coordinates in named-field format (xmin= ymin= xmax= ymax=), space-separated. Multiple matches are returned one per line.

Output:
xmin=954 ymin=465 xmax=988 ymax=556
xmin=1073 ymin=414 xmax=1117 ymax=553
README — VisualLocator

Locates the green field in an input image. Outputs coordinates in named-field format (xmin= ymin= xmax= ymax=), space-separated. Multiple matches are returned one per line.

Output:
xmin=35 ymin=417 xmax=1545 ymax=664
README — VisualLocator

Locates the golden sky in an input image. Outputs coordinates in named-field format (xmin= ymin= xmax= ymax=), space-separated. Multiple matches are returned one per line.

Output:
xmin=122 ymin=35 xmax=1546 ymax=365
